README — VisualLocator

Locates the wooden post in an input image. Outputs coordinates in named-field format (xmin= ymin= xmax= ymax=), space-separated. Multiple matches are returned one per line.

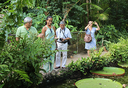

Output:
xmin=77 ymin=33 xmax=79 ymax=53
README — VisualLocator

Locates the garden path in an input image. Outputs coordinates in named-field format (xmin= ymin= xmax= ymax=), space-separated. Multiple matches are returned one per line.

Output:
xmin=54 ymin=51 xmax=107 ymax=68
xmin=40 ymin=51 xmax=107 ymax=75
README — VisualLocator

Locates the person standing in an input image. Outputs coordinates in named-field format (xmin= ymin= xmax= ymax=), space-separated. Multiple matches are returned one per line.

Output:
xmin=16 ymin=17 xmax=38 ymax=41
xmin=85 ymin=21 xmax=100 ymax=56
xmin=55 ymin=21 xmax=72 ymax=69
xmin=41 ymin=16 xmax=56 ymax=72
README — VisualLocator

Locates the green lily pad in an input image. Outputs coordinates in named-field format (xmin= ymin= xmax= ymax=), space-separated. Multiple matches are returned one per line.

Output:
xmin=90 ymin=67 xmax=125 ymax=76
xmin=75 ymin=78 xmax=122 ymax=88
xmin=118 ymin=62 xmax=128 ymax=68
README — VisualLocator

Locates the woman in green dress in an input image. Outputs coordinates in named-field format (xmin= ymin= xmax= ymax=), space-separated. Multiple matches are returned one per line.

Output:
xmin=42 ymin=16 xmax=56 ymax=72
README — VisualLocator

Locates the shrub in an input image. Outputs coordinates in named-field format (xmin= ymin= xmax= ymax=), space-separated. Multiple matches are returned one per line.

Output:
xmin=0 ymin=36 xmax=57 ymax=88
xmin=67 ymin=47 xmax=110 ymax=73
xmin=109 ymin=38 xmax=128 ymax=63
xmin=96 ymin=25 xmax=119 ymax=47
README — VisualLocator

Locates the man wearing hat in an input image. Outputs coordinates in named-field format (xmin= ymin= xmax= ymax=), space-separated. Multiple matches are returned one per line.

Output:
xmin=16 ymin=17 xmax=38 ymax=41
xmin=55 ymin=21 xmax=72 ymax=69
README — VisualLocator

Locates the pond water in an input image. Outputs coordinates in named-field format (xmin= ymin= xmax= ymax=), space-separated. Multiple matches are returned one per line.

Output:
xmin=43 ymin=68 xmax=128 ymax=88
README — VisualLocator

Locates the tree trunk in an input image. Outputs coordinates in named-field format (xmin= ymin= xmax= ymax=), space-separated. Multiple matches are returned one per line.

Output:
xmin=86 ymin=0 xmax=89 ymax=22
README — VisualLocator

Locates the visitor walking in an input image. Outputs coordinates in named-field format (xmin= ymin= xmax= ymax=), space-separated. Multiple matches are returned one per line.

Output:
xmin=85 ymin=21 xmax=100 ymax=56
xmin=41 ymin=16 xmax=56 ymax=72
xmin=55 ymin=21 xmax=72 ymax=69
xmin=16 ymin=17 xmax=38 ymax=41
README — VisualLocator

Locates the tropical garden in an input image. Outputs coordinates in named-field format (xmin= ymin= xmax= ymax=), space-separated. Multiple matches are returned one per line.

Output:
xmin=0 ymin=0 xmax=128 ymax=88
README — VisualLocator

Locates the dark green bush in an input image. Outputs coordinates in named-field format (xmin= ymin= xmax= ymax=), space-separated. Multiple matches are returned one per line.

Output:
xmin=96 ymin=25 xmax=128 ymax=50
xmin=109 ymin=38 xmax=128 ymax=63
xmin=96 ymin=25 xmax=119 ymax=46
xmin=0 ymin=36 xmax=57 ymax=88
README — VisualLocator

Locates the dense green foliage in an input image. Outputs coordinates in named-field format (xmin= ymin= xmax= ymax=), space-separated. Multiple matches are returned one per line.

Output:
xmin=109 ymin=38 xmax=128 ymax=63
xmin=1 ymin=0 xmax=128 ymax=47
xmin=0 ymin=36 xmax=57 ymax=88
xmin=68 ymin=38 xmax=128 ymax=74
xmin=1 ymin=0 xmax=128 ymax=30
xmin=0 ymin=0 xmax=128 ymax=87
xmin=107 ymin=0 xmax=128 ymax=30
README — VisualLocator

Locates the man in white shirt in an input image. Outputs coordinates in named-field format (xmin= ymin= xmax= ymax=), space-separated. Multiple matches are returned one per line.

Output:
xmin=55 ymin=21 xmax=72 ymax=69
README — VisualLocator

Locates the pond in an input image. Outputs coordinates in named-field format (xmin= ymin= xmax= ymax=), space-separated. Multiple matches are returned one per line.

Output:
xmin=43 ymin=68 xmax=128 ymax=88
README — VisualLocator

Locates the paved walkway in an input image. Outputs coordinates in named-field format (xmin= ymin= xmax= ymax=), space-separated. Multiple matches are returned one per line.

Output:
xmin=40 ymin=51 xmax=107 ymax=75
xmin=54 ymin=51 xmax=107 ymax=68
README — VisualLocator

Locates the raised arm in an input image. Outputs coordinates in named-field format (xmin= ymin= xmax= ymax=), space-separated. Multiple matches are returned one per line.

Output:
xmin=95 ymin=22 xmax=100 ymax=31
xmin=85 ymin=24 xmax=90 ymax=30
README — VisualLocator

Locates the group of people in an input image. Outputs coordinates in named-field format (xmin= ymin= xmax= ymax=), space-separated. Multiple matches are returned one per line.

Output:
xmin=16 ymin=16 xmax=72 ymax=72
xmin=16 ymin=16 xmax=100 ymax=73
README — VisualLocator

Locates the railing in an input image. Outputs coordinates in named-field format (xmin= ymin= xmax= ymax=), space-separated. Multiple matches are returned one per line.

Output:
xmin=70 ymin=31 xmax=85 ymax=53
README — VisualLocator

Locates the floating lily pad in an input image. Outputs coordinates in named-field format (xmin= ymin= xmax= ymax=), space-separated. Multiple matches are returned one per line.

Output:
xmin=75 ymin=78 xmax=122 ymax=88
xmin=90 ymin=67 xmax=125 ymax=76
xmin=118 ymin=62 xmax=128 ymax=68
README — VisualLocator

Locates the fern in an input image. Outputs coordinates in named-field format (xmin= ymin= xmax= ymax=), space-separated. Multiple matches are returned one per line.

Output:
xmin=14 ymin=70 xmax=32 ymax=83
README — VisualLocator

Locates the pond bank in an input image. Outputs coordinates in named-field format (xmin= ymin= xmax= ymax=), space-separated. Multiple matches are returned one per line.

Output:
xmin=40 ymin=65 xmax=128 ymax=88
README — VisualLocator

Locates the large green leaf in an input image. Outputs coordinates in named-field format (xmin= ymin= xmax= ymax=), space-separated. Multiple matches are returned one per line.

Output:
xmin=0 ymin=84 xmax=4 ymax=88
xmin=118 ymin=62 xmax=128 ymax=68
xmin=75 ymin=78 xmax=122 ymax=88
xmin=90 ymin=67 xmax=125 ymax=76
xmin=81 ymin=3 xmax=103 ymax=10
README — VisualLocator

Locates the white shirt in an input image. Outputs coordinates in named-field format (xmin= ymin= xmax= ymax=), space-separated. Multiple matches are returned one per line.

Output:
xmin=56 ymin=27 xmax=72 ymax=42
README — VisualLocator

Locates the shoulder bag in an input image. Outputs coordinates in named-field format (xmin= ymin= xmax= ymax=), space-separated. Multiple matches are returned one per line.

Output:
xmin=84 ymin=29 xmax=92 ymax=43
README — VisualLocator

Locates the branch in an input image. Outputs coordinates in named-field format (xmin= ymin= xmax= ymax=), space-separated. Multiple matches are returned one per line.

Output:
xmin=62 ymin=0 xmax=80 ymax=21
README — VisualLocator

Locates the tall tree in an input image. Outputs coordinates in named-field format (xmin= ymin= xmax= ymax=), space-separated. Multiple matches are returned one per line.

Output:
xmin=86 ymin=0 xmax=89 ymax=22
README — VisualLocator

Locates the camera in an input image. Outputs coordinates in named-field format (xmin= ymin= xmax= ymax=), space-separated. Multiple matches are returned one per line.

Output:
xmin=59 ymin=38 xmax=63 ymax=41
xmin=59 ymin=38 xmax=67 ymax=43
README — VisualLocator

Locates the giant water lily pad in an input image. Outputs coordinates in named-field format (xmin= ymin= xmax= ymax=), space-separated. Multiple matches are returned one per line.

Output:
xmin=118 ymin=62 xmax=128 ymax=68
xmin=90 ymin=67 xmax=125 ymax=76
xmin=75 ymin=78 xmax=122 ymax=88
